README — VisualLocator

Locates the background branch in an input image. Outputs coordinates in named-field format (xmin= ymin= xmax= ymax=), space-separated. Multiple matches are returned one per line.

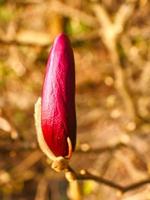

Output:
xmin=93 ymin=3 xmax=138 ymax=123
xmin=67 ymin=167 xmax=150 ymax=193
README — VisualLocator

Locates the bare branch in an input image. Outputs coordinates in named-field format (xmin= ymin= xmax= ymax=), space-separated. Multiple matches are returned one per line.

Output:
xmin=0 ymin=38 xmax=50 ymax=48
xmin=92 ymin=3 xmax=138 ymax=122
xmin=35 ymin=176 xmax=48 ymax=200
xmin=67 ymin=167 xmax=150 ymax=193
xmin=114 ymin=4 xmax=134 ymax=34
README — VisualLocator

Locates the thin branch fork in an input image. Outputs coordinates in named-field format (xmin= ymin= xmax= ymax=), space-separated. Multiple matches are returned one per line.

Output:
xmin=92 ymin=3 xmax=138 ymax=122
xmin=67 ymin=167 xmax=150 ymax=193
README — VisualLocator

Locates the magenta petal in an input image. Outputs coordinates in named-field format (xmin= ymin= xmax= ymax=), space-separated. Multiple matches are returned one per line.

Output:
xmin=41 ymin=33 xmax=76 ymax=157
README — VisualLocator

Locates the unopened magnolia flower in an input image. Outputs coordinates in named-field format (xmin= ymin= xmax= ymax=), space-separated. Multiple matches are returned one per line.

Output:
xmin=34 ymin=33 xmax=76 ymax=162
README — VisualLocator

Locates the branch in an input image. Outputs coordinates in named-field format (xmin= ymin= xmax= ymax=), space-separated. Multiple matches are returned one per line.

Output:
xmin=67 ymin=167 xmax=150 ymax=193
xmin=0 ymin=38 xmax=50 ymax=48
xmin=92 ymin=3 xmax=138 ymax=122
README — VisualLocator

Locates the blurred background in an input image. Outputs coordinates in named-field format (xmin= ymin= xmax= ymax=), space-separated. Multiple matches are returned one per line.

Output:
xmin=0 ymin=0 xmax=150 ymax=199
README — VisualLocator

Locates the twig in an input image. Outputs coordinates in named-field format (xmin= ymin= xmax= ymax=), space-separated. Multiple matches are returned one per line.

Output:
xmin=92 ymin=3 xmax=138 ymax=122
xmin=67 ymin=167 xmax=150 ymax=193
xmin=67 ymin=180 xmax=82 ymax=200
xmin=35 ymin=176 xmax=48 ymax=200
xmin=0 ymin=38 xmax=50 ymax=48
xmin=11 ymin=150 xmax=43 ymax=175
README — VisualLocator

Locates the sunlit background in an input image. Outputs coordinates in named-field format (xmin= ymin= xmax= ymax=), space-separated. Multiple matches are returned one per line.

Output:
xmin=0 ymin=0 xmax=150 ymax=200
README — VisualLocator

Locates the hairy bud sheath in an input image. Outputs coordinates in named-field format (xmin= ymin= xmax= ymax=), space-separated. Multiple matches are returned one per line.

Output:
xmin=41 ymin=33 xmax=76 ymax=158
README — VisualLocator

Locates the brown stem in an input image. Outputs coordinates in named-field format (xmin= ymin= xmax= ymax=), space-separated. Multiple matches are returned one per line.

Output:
xmin=67 ymin=167 xmax=150 ymax=193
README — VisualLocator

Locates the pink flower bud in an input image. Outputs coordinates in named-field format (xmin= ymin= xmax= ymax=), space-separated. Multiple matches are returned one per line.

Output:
xmin=41 ymin=33 xmax=76 ymax=158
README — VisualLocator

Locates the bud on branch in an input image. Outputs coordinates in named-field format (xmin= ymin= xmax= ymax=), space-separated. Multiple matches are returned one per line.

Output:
xmin=34 ymin=33 xmax=76 ymax=165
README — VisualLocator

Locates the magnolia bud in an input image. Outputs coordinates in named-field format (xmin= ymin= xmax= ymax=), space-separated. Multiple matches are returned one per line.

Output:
xmin=40 ymin=33 xmax=76 ymax=159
